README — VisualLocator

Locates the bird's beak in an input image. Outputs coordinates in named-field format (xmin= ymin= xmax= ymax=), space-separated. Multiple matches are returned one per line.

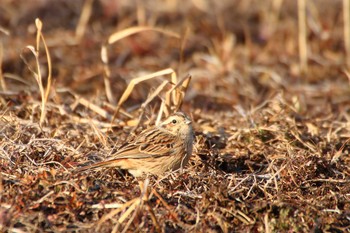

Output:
xmin=185 ymin=119 xmax=191 ymax=125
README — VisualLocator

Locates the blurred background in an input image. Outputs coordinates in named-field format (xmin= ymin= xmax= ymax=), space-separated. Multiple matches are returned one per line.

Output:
xmin=0 ymin=0 xmax=347 ymax=113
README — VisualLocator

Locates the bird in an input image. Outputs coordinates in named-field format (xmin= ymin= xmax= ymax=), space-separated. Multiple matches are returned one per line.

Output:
xmin=74 ymin=112 xmax=194 ymax=177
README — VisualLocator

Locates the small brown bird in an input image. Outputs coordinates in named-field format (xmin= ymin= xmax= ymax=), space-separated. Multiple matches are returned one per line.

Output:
xmin=74 ymin=112 xmax=194 ymax=177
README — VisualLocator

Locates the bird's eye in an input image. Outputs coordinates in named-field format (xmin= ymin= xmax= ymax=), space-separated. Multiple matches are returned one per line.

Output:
xmin=172 ymin=119 xmax=177 ymax=124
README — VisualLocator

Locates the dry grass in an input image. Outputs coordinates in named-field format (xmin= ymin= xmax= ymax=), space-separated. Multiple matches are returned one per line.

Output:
xmin=1 ymin=0 xmax=350 ymax=232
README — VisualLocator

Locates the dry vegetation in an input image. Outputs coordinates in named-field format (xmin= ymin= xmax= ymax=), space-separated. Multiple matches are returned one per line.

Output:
xmin=1 ymin=0 xmax=350 ymax=232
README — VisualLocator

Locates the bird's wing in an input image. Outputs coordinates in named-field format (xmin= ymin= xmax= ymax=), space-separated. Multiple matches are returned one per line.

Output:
xmin=113 ymin=128 xmax=177 ymax=159
xmin=74 ymin=127 xmax=180 ymax=174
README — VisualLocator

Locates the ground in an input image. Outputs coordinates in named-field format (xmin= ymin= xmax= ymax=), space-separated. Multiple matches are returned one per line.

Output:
xmin=0 ymin=0 xmax=350 ymax=232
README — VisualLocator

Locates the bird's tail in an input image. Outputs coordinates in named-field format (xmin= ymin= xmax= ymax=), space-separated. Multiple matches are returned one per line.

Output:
xmin=73 ymin=159 xmax=122 ymax=173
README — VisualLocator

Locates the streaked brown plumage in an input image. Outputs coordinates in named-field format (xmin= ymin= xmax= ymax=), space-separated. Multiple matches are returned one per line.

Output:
xmin=74 ymin=112 xmax=194 ymax=177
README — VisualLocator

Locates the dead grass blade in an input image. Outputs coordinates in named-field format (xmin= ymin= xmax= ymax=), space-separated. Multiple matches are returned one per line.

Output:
xmin=72 ymin=95 xmax=113 ymax=120
xmin=331 ymin=137 xmax=350 ymax=164
xmin=152 ymin=189 xmax=180 ymax=222
xmin=0 ymin=41 xmax=6 ymax=91
xmin=2 ymin=73 xmax=31 ymax=87
xmin=101 ymin=26 xmax=180 ymax=104
xmin=94 ymin=179 xmax=165 ymax=232
xmin=116 ymin=68 xmax=175 ymax=113
xmin=344 ymin=0 xmax=350 ymax=68
xmin=107 ymin=26 xmax=180 ymax=45
xmin=96 ymin=199 xmax=138 ymax=231
xmin=167 ymin=74 xmax=191 ymax=111
xmin=75 ymin=0 xmax=93 ymax=42
xmin=20 ymin=18 xmax=52 ymax=126
xmin=298 ymin=0 xmax=308 ymax=74
xmin=156 ymin=74 xmax=191 ymax=125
